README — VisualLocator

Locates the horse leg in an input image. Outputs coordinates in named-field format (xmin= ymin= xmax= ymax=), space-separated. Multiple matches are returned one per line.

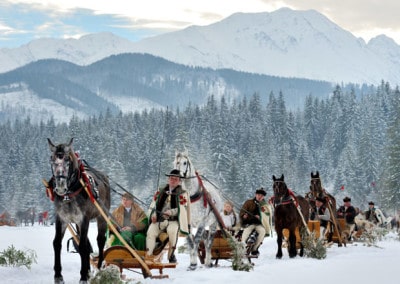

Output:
xmin=187 ymin=225 xmax=205 ymax=270
xmin=204 ymin=223 xmax=217 ymax=268
xmin=276 ymin=229 xmax=283 ymax=259
xmin=78 ymin=218 xmax=91 ymax=283
xmin=288 ymin=229 xmax=297 ymax=258
xmin=53 ymin=218 xmax=66 ymax=284
xmin=96 ymin=217 xmax=107 ymax=269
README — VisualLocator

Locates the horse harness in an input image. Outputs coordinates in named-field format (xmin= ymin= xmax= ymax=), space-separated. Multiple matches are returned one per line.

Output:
xmin=48 ymin=151 xmax=96 ymax=202
xmin=273 ymin=181 xmax=299 ymax=208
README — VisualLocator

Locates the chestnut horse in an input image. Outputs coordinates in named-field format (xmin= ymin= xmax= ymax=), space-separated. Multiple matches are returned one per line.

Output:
xmin=273 ymin=174 xmax=309 ymax=258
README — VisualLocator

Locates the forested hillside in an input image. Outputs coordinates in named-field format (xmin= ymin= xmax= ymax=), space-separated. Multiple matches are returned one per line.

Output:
xmin=0 ymin=81 xmax=399 ymax=217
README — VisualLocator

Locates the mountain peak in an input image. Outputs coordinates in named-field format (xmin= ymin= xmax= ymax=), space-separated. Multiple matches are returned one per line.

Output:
xmin=1 ymin=9 xmax=400 ymax=85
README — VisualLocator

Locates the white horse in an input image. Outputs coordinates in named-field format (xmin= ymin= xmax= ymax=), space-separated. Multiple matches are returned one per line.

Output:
xmin=173 ymin=150 xmax=224 ymax=270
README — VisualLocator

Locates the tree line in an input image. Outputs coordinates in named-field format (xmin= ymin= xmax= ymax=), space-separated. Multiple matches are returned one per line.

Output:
xmin=0 ymin=81 xmax=399 ymax=217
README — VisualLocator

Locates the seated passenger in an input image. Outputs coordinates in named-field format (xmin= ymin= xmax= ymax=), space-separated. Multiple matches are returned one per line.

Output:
xmin=107 ymin=192 xmax=148 ymax=250
xmin=220 ymin=201 xmax=237 ymax=233
xmin=310 ymin=196 xmax=330 ymax=240
xmin=239 ymin=188 xmax=267 ymax=256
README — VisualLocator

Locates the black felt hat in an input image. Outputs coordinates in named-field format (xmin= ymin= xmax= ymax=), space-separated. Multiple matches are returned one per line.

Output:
xmin=165 ymin=169 xmax=183 ymax=178
xmin=316 ymin=197 xmax=326 ymax=203
xmin=255 ymin=188 xmax=267 ymax=196
xmin=368 ymin=201 xmax=374 ymax=205
xmin=343 ymin=197 xmax=351 ymax=202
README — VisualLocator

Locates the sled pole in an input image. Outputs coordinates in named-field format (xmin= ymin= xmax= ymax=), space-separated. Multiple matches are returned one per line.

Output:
xmin=296 ymin=205 xmax=311 ymax=235
xmin=67 ymin=224 xmax=80 ymax=245
xmin=66 ymin=223 xmax=98 ymax=268
xmin=79 ymin=179 xmax=152 ymax=278
xmin=326 ymin=202 xmax=343 ymax=246
xmin=195 ymin=171 xmax=228 ymax=238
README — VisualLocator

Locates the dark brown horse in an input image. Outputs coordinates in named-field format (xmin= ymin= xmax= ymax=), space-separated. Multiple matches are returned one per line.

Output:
xmin=273 ymin=174 xmax=309 ymax=258
xmin=48 ymin=138 xmax=110 ymax=284
xmin=308 ymin=171 xmax=337 ymax=210
xmin=307 ymin=171 xmax=343 ymax=245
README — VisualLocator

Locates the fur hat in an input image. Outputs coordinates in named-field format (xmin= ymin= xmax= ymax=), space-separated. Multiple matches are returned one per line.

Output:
xmin=316 ymin=197 xmax=326 ymax=203
xmin=122 ymin=192 xmax=134 ymax=200
xmin=368 ymin=201 xmax=374 ymax=205
xmin=343 ymin=196 xmax=351 ymax=202
xmin=165 ymin=169 xmax=182 ymax=178
xmin=255 ymin=188 xmax=266 ymax=196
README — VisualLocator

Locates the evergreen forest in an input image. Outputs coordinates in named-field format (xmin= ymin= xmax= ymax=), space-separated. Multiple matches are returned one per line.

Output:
xmin=0 ymin=81 xmax=399 ymax=219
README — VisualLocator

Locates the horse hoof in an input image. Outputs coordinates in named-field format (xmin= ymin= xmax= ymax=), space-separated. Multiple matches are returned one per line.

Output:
xmin=187 ymin=264 xmax=197 ymax=271
xmin=54 ymin=277 xmax=65 ymax=284
xmin=276 ymin=255 xmax=282 ymax=259
xmin=79 ymin=281 xmax=88 ymax=284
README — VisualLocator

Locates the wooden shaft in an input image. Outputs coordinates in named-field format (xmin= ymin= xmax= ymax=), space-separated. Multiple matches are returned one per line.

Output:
xmin=195 ymin=171 xmax=228 ymax=237
xmin=327 ymin=202 xmax=343 ymax=245
xmin=79 ymin=179 xmax=152 ymax=278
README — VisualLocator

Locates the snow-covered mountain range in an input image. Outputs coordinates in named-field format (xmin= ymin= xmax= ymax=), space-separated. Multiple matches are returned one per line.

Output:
xmin=1 ymin=8 xmax=399 ymax=86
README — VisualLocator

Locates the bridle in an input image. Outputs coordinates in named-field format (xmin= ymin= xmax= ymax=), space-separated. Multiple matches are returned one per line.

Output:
xmin=174 ymin=153 xmax=194 ymax=179
xmin=310 ymin=177 xmax=324 ymax=199
xmin=50 ymin=150 xmax=83 ymax=200
xmin=273 ymin=180 xmax=291 ymax=206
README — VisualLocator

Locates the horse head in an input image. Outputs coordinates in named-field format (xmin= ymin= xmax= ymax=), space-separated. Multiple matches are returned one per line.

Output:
xmin=310 ymin=171 xmax=324 ymax=199
xmin=173 ymin=149 xmax=193 ymax=179
xmin=273 ymin=174 xmax=288 ymax=204
xmin=48 ymin=138 xmax=78 ymax=196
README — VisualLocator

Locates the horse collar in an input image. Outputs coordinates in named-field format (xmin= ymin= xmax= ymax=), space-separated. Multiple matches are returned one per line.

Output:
xmin=62 ymin=187 xmax=84 ymax=202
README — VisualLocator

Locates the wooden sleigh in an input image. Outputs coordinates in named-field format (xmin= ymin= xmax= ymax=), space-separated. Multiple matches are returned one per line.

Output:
xmin=197 ymin=201 xmax=273 ymax=266
xmin=71 ymin=179 xmax=178 ymax=279
xmin=96 ymin=244 xmax=176 ymax=279
xmin=282 ymin=218 xmax=351 ymax=250
xmin=69 ymin=221 xmax=177 ymax=279
xmin=197 ymin=228 xmax=263 ymax=266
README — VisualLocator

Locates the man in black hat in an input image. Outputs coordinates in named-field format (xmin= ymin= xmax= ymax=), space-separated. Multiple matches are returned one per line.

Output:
xmin=239 ymin=188 xmax=267 ymax=256
xmin=310 ymin=196 xmax=331 ymax=240
xmin=365 ymin=202 xmax=377 ymax=223
xmin=337 ymin=196 xmax=356 ymax=241
xmin=146 ymin=169 xmax=189 ymax=263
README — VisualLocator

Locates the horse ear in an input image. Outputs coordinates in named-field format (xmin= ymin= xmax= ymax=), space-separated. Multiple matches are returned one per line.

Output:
xmin=272 ymin=175 xmax=276 ymax=181
xmin=311 ymin=171 xmax=314 ymax=177
xmin=47 ymin=138 xmax=56 ymax=152
xmin=316 ymin=171 xmax=319 ymax=177
xmin=281 ymin=174 xmax=284 ymax=180
xmin=67 ymin=138 xmax=74 ymax=147
xmin=183 ymin=147 xmax=188 ymax=156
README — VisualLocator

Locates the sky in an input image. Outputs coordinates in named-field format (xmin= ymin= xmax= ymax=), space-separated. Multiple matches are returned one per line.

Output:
xmin=1 ymin=0 xmax=400 ymax=48
xmin=0 ymin=223 xmax=399 ymax=283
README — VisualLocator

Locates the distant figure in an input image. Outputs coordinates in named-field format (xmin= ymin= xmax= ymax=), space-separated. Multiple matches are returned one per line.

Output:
xmin=38 ymin=213 xmax=44 ymax=226
xmin=365 ymin=201 xmax=379 ymax=224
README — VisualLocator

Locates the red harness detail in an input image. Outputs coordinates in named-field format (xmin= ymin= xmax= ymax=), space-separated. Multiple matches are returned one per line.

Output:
xmin=287 ymin=188 xmax=298 ymax=207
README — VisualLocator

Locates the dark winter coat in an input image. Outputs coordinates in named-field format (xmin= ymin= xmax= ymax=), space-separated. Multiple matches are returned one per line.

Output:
xmin=239 ymin=198 xmax=262 ymax=226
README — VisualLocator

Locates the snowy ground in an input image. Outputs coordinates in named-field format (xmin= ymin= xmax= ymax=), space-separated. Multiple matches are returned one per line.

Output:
xmin=0 ymin=223 xmax=399 ymax=284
